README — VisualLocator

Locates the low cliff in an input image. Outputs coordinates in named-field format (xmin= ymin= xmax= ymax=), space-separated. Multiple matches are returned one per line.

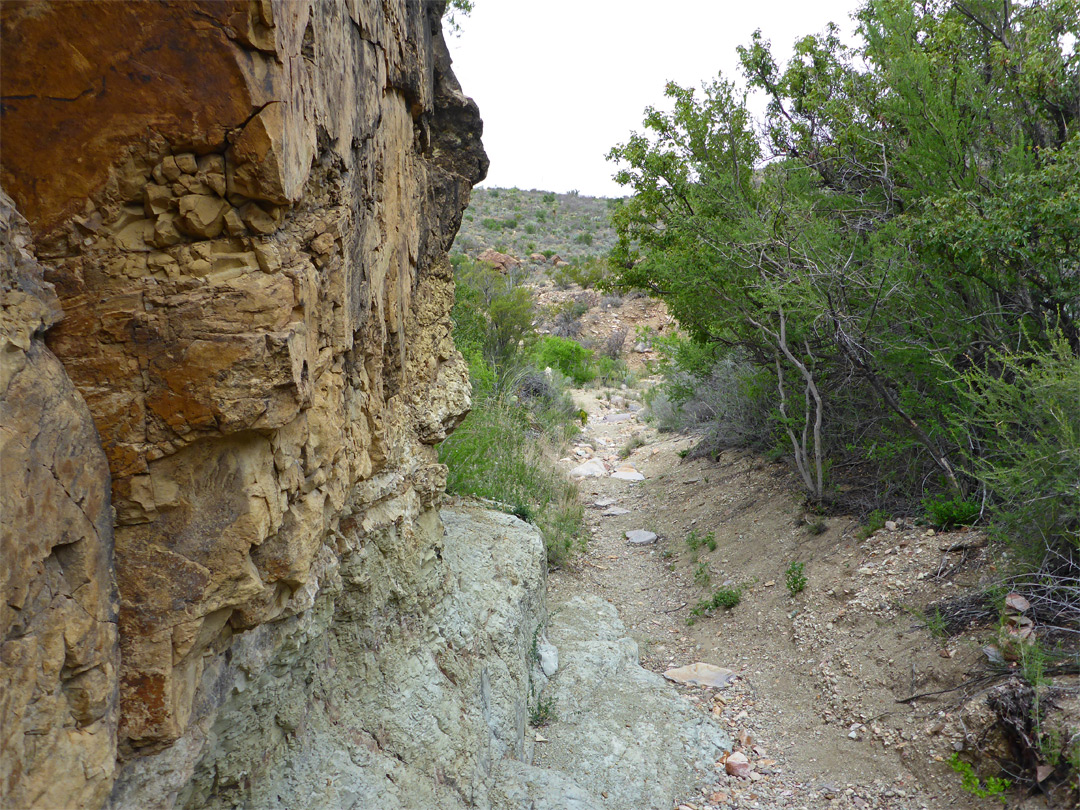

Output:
xmin=1 ymin=1 xmax=487 ymax=806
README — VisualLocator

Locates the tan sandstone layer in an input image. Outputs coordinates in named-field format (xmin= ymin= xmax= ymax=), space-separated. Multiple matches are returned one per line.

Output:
xmin=1 ymin=1 xmax=486 ymax=805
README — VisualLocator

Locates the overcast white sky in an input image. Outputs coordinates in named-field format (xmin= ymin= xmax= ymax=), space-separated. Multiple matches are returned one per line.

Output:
xmin=446 ymin=1 xmax=864 ymax=197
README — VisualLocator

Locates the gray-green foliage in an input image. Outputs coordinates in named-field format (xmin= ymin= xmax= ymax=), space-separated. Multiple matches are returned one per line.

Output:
xmin=948 ymin=334 xmax=1079 ymax=554
xmin=608 ymin=0 xmax=1079 ymax=547
xmin=648 ymin=338 xmax=778 ymax=459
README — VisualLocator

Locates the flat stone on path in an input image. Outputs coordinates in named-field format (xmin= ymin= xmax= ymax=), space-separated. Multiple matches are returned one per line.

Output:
xmin=591 ymin=497 xmax=618 ymax=508
xmin=663 ymin=663 xmax=736 ymax=689
xmin=601 ymin=412 xmax=635 ymax=423
xmin=611 ymin=463 xmax=645 ymax=482
xmin=570 ymin=459 xmax=608 ymax=479
xmin=602 ymin=507 xmax=631 ymax=516
xmin=626 ymin=529 xmax=657 ymax=545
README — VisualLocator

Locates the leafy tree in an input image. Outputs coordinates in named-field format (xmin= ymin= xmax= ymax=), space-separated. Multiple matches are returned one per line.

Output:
xmin=452 ymin=257 xmax=536 ymax=385
xmin=608 ymin=0 xmax=1079 ymax=514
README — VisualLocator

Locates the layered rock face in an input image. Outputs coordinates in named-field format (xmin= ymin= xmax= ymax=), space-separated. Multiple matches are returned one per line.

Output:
xmin=1 ymin=194 xmax=119 ymax=809
xmin=1 ymin=0 xmax=486 ymax=806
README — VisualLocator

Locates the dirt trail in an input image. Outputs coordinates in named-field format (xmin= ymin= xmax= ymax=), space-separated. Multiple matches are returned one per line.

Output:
xmin=546 ymin=386 xmax=996 ymax=810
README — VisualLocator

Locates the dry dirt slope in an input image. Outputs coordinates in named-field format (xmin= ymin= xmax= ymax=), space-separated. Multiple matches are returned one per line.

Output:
xmin=542 ymin=386 xmax=1071 ymax=810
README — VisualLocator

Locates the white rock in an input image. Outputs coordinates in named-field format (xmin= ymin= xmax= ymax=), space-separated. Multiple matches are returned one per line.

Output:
xmin=537 ymin=642 xmax=559 ymax=677
xmin=570 ymin=459 xmax=608 ymax=479
xmin=626 ymin=530 xmax=658 ymax=545
xmin=602 ymin=507 xmax=631 ymax=516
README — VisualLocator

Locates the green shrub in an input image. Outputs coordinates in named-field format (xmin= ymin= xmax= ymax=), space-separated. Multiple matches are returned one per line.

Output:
xmin=481 ymin=217 xmax=500 ymax=231
xmin=923 ymin=496 xmax=980 ymax=530
xmin=551 ymin=256 xmax=611 ymax=290
xmin=529 ymin=695 xmax=556 ymax=727
xmin=857 ymin=509 xmax=889 ymax=540
xmin=948 ymin=754 xmax=1010 ymax=803
xmin=693 ymin=561 xmax=711 ymax=587
xmin=445 ymin=264 xmax=585 ymax=565
xmin=593 ymin=356 xmax=629 ymax=387
xmin=533 ymin=336 xmax=595 ymax=386
xmin=691 ymin=584 xmax=743 ymax=615
xmin=550 ymin=298 xmax=591 ymax=323
xmin=619 ymin=434 xmax=646 ymax=459
xmin=949 ymin=333 xmax=1079 ymax=556
xmin=685 ymin=530 xmax=717 ymax=552
xmin=785 ymin=561 xmax=806 ymax=595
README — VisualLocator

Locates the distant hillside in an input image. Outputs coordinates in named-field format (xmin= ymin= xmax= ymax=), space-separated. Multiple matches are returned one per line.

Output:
xmin=452 ymin=187 xmax=621 ymax=262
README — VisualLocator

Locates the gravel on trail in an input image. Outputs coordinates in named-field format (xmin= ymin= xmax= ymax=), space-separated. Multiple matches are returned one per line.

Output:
xmin=544 ymin=388 xmax=999 ymax=810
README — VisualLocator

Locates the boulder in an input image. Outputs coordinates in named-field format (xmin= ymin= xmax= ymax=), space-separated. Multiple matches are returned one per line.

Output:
xmin=570 ymin=459 xmax=608 ymax=478
xmin=478 ymin=248 xmax=520 ymax=273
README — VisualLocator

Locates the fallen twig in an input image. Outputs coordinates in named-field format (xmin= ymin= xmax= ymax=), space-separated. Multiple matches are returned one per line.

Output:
xmin=897 ymin=664 xmax=1080 ymax=705
xmin=939 ymin=539 xmax=988 ymax=553
xmin=896 ymin=673 xmax=1002 ymax=704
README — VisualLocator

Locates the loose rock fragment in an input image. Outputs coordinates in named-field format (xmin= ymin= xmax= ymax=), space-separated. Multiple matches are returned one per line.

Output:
xmin=1005 ymin=592 xmax=1031 ymax=613
xmin=725 ymin=751 xmax=751 ymax=778
xmin=537 ymin=642 xmax=559 ymax=677
xmin=663 ymin=663 xmax=736 ymax=689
